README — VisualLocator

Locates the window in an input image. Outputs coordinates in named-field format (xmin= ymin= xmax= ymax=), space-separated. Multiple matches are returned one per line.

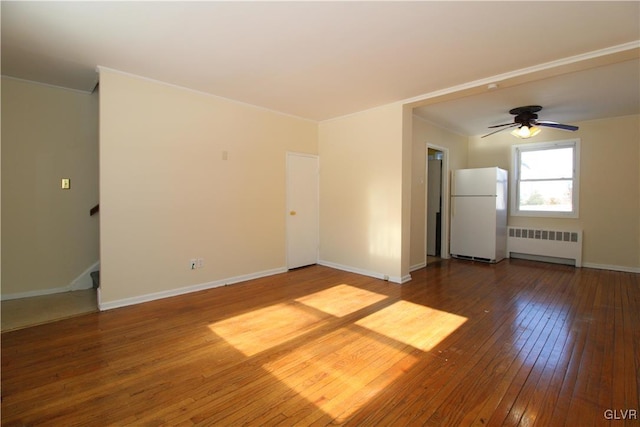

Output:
xmin=511 ymin=139 xmax=580 ymax=218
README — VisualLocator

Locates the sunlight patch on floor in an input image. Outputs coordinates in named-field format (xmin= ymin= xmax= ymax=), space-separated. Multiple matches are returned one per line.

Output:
xmin=356 ymin=300 xmax=468 ymax=351
xmin=209 ymin=285 xmax=467 ymax=420
xmin=208 ymin=302 xmax=326 ymax=356
xmin=294 ymin=284 xmax=387 ymax=317
xmin=264 ymin=325 xmax=420 ymax=420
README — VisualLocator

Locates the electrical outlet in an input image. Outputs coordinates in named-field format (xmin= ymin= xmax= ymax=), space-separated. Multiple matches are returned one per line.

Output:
xmin=197 ymin=258 xmax=204 ymax=268
xmin=190 ymin=259 xmax=197 ymax=270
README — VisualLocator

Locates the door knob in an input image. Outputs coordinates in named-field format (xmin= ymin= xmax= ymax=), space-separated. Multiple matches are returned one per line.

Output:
xmin=290 ymin=211 xmax=297 ymax=216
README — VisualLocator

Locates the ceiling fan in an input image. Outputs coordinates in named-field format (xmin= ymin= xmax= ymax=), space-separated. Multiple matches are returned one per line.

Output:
xmin=481 ymin=105 xmax=579 ymax=138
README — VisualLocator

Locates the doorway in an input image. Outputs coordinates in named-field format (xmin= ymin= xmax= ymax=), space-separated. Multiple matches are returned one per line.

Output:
xmin=425 ymin=145 xmax=449 ymax=263
xmin=286 ymin=152 xmax=319 ymax=269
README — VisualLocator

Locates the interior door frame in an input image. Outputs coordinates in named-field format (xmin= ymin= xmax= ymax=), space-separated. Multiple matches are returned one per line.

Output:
xmin=425 ymin=143 xmax=450 ymax=262
xmin=285 ymin=151 xmax=319 ymax=269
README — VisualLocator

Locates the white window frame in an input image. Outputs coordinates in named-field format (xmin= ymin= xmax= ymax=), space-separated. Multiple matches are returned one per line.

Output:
xmin=511 ymin=138 xmax=580 ymax=218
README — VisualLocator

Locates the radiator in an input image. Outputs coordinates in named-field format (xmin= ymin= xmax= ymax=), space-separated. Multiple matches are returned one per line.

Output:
xmin=507 ymin=227 xmax=582 ymax=267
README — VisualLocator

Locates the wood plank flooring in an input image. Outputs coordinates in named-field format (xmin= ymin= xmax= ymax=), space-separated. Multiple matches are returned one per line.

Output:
xmin=1 ymin=289 xmax=98 ymax=332
xmin=2 ymin=259 xmax=639 ymax=426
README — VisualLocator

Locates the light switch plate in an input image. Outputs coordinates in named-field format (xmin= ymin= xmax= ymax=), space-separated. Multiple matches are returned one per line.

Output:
xmin=61 ymin=178 xmax=71 ymax=189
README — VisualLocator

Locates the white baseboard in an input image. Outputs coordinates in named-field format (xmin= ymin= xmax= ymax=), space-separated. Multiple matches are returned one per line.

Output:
xmin=1 ymin=261 xmax=100 ymax=301
xmin=317 ymin=259 xmax=411 ymax=284
xmin=410 ymin=262 xmax=427 ymax=272
xmin=98 ymin=267 xmax=288 ymax=311
xmin=399 ymin=274 xmax=412 ymax=284
xmin=582 ymin=262 xmax=640 ymax=274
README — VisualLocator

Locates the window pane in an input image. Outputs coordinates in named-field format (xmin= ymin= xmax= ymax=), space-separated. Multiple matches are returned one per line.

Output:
xmin=519 ymin=180 xmax=573 ymax=212
xmin=520 ymin=147 xmax=573 ymax=180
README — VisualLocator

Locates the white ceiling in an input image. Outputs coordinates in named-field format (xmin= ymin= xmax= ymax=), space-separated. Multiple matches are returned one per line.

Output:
xmin=413 ymin=58 xmax=640 ymax=136
xmin=2 ymin=1 xmax=639 ymax=131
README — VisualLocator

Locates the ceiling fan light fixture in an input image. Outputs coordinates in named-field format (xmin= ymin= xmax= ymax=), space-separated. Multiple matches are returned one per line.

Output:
xmin=511 ymin=125 xmax=541 ymax=139
xmin=482 ymin=106 xmax=578 ymax=139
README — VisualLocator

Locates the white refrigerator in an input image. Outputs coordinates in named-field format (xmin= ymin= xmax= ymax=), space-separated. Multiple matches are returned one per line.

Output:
xmin=450 ymin=167 xmax=507 ymax=263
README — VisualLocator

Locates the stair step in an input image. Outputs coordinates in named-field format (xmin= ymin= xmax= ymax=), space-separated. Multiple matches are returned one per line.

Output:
xmin=90 ymin=270 xmax=100 ymax=289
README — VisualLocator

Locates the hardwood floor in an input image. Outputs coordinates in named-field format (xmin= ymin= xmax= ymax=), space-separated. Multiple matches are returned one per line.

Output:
xmin=2 ymin=259 xmax=639 ymax=426
xmin=1 ymin=289 xmax=98 ymax=332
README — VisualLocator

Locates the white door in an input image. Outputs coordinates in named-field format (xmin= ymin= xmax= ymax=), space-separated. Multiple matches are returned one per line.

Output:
xmin=286 ymin=153 xmax=319 ymax=269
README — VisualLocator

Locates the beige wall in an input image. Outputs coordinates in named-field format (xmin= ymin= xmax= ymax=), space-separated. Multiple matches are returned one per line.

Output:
xmin=98 ymin=69 xmax=317 ymax=306
xmin=319 ymin=103 xmax=409 ymax=282
xmin=6 ymin=66 xmax=634 ymax=309
xmin=1 ymin=77 xmax=99 ymax=296
xmin=468 ymin=114 xmax=640 ymax=269
xmin=410 ymin=115 xmax=468 ymax=268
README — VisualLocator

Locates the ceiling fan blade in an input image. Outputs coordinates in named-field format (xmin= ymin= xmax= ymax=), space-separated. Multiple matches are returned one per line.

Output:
xmin=488 ymin=122 xmax=515 ymax=129
xmin=536 ymin=121 xmax=579 ymax=131
xmin=481 ymin=124 xmax=518 ymax=138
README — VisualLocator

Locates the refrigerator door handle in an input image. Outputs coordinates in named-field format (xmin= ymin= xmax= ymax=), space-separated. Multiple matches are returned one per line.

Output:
xmin=451 ymin=170 xmax=455 ymax=197
xmin=450 ymin=171 xmax=455 ymax=217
